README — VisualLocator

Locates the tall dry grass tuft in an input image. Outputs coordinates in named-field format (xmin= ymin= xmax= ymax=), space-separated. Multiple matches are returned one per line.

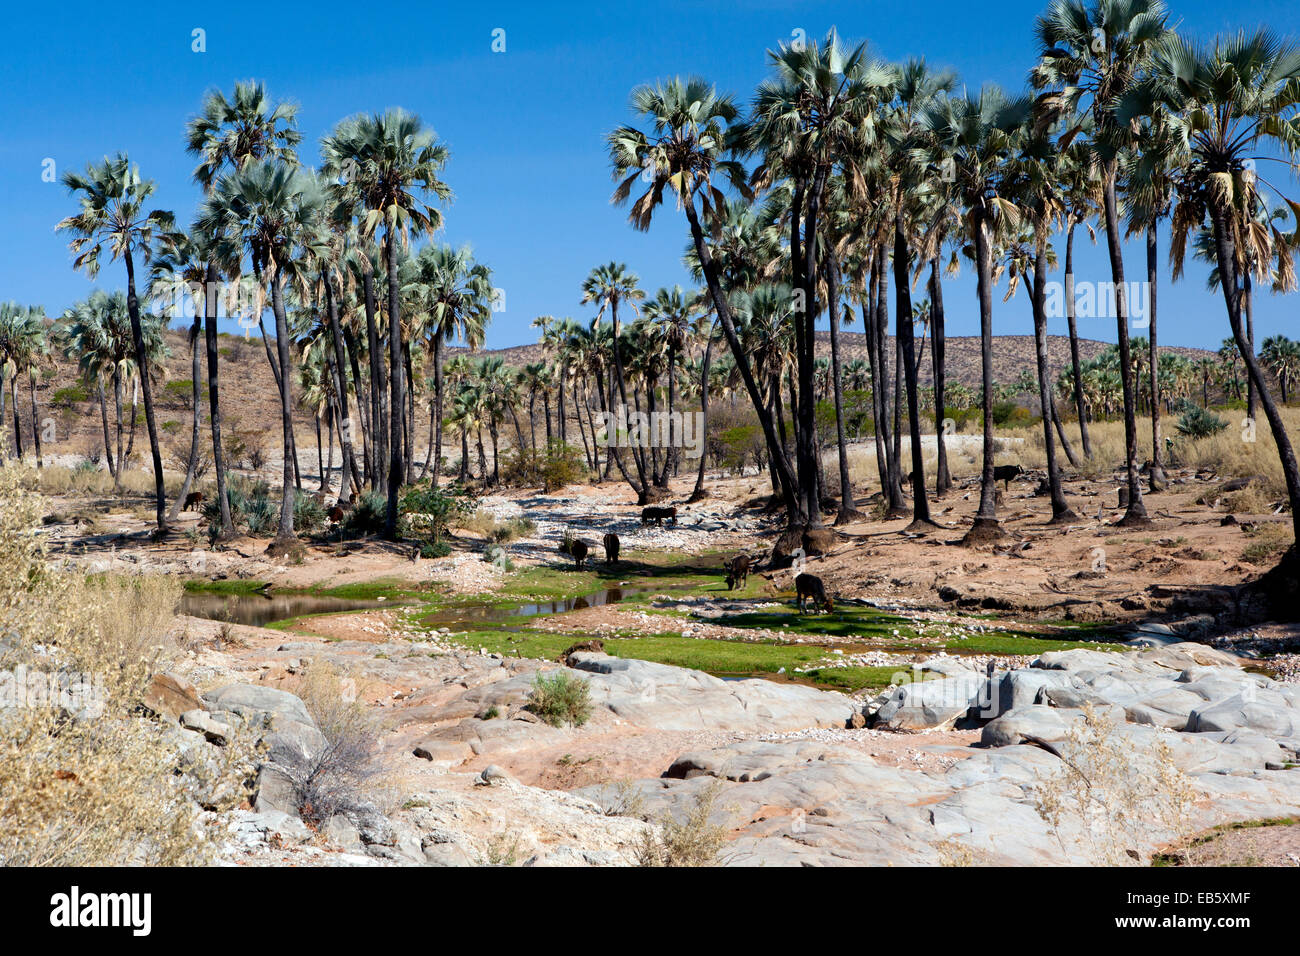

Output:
xmin=0 ymin=465 xmax=219 ymax=866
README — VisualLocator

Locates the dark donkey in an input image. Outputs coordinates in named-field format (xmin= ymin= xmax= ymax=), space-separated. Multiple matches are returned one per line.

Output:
xmin=602 ymin=532 xmax=620 ymax=564
xmin=570 ymin=538 xmax=590 ymax=570
xmin=724 ymin=553 xmax=751 ymax=591
xmin=795 ymin=573 xmax=834 ymax=614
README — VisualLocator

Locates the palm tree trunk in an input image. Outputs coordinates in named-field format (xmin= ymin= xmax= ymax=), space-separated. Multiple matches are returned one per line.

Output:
xmin=1051 ymin=395 xmax=1080 ymax=467
xmin=690 ymin=322 xmax=715 ymax=502
xmin=384 ymin=231 xmax=405 ymax=538
xmin=683 ymin=200 xmax=803 ymax=526
xmin=1208 ymin=204 xmax=1300 ymax=552
xmin=1102 ymin=164 xmax=1149 ymax=526
xmin=324 ymin=274 xmax=358 ymax=504
xmin=432 ymin=336 xmax=445 ymax=487
xmin=124 ymin=252 xmax=167 ymax=531
xmin=893 ymin=214 xmax=933 ymax=528
xmin=876 ymin=250 xmax=905 ymax=515
xmin=930 ymin=258 xmax=952 ymax=495
xmin=113 ymin=368 xmax=125 ymax=488
xmin=202 ymin=266 xmax=233 ymax=537
xmin=27 ymin=372 xmax=43 ymax=469
xmin=964 ymin=214 xmax=1005 ymax=545
xmin=363 ymin=268 xmax=387 ymax=496
xmin=167 ymin=316 xmax=204 ymax=523
xmin=1244 ymin=269 xmax=1256 ymax=421
xmin=10 ymin=377 xmax=24 ymax=461
xmin=1146 ymin=224 xmax=1165 ymax=490
xmin=1031 ymin=239 xmax=1076 ymax=523
xmin=826 ymin=260 xmax=856 ymax=523
xmin=1064 ymin=222 xmax=1092 ymax=458
xmin=269 ymin=274 xmax=296 ymax=541
xmin=98 ymin=380 xmax=116 ymax=478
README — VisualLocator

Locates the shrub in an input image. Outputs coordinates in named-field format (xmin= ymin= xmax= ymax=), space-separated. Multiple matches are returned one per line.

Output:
xmin=293 ymin=490 xmax=326 ymax=533
xmin=636 ymin=781 xmax=727 ymax=867
xmin=52 ymin=384 xmax=90 ymax=406
xmin=400 ymin=480 xmax=476 ymax=543
xmin=502 ymin=440 xmax=586 ymax=491
xmin=1175 ymin=403 xmax=1229 ymax=439
xmin=282 ymin=662 xmax=389 ymax=826
xmin=343 ymin=491 xmax=387 ymax=537
xmin=526 ymin=670 xmax=592 ymax=727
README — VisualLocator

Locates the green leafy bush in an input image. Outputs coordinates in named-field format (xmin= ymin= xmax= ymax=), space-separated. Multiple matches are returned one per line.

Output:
xmin=1175 ymin=403 xmax=1229 ymax=439
xmin=526 ymin=671 xmax=592 ymax=727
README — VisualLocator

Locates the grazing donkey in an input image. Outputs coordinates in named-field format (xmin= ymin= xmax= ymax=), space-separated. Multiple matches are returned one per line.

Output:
xmin=724 ymin=553 xmax=751 ymax=591
xmin=794 ymin=573 xmax=834 ymax=614
xmin=602 ymin=532 xmax=620 ymax=564
xmin=570 ymin=538 xmax=590 ymax=570
xmin=183 ymin=491 xmax=205 ymax=512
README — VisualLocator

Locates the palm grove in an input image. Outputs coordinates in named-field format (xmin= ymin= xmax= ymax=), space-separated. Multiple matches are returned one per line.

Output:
xmin=5 ymin=0 xmax=1297 ymax=571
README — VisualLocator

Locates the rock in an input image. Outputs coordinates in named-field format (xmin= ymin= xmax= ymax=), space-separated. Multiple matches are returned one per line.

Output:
xmin=143 ymin=671 xmax=201 ymax=720
xmin=476 ymin=764 xmax=511 ymax=787
xmin=412 ymin=739 xmax=473 ymax=765
xmin=253 ymin=763 xmax=300 ymax=817
xmin=1187 ymin=694 xmax=1300 ymax=740
xmin=874 ymin=674 xmax=989 ymax=731
xmin=1124 ymin=688 xmax=1206 ymax=730
xmin=201 ymin=683 xmax=315 ymax=730
xmin=179 ymin=708 xmax=232 ymax=745
xmin=325 ymin=814 xmax=363 ymax=849
xmin=993 ymin=670 xmax=1078 ymax=717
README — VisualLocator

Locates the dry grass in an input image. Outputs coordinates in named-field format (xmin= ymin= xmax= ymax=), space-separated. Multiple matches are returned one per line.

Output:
xmin=636 ymin=780 xmax=728 ymax=867
xmin=0 ymin=465 xmax=223 ymax=866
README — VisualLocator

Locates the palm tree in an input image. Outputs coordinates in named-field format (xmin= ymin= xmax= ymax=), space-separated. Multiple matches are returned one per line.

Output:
xmin=642 ymin=284 xmax=701 ymax=487
xmin=185 ymin=82 xmax=300 ymax=536
xmin=149 ymin=227 xmax=212 ymax=520
xmin=1057 ymin=138 xmax=1100 ymax=456
xmin=198 ymin=159 xmax=327 ymax=544
xmin=1033 ymin=0 xmax=1171 ymax=527
xmin=608 ymin=76 xmax=805 ymax=530
xmin=0 ymin=303 xmax=48 ymax=465
xmin=406 ymin=244 xmax=493 ymax=486
xmin=921 ymin=86 xmax=1031 ymax=545
xmin=745 ymin=30 xmax=894 ymax=530
xmin=321 ymin=109 xmax=451 ymax=537
xmin=1003 ymin=119 xmax=1079 ymax=523
xmin=581 ymin=263 xmax=651 ymax=498
xmin=57 ymin=155 xmax=175 ymax=532
xmin=1261 ymin=336 xmax=1300 ymax=404
xmin=1129 ymin=29 xmax=1300 ymax=555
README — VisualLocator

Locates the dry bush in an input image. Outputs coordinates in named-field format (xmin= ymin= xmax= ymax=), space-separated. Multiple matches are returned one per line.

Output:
xmin=1034 ymin=706 xmax=1196 ymax=866
xmin=282 ymin=661 xmax=392 ymax=824
xmin=636 ymin=780 xmax=728 ymax=867
xmin=0 ymin=465 xmax=214 ymax=866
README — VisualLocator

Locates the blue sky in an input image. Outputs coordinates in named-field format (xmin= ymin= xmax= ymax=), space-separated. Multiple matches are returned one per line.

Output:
xmin=2 ymin=0 xmax=1296 ymax=349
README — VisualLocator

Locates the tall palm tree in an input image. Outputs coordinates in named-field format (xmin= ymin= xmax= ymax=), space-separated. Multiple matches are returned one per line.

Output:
xmin=608 ymin=76 xmax=805 ymax=529
xmin=921 ymin=86 xmax=1031 ymax=545
xmin=149 ymin=228 xmax=212 ymax=520
xmin=185 ymin=81 xmax=300 ymax=537
xmin=1033 ymin=0 xmax=1171 ymax=527
xmin=1129 ymin=28 xmax=1300 ymax=556
xmin=406 ymin=244 xmax=493 ymax=486
xmin=0 ymin=303 xmax=48 ymax=465
xmin=745 ymin=30 xmax=894 ymax=529
xmin=198 ymin=159 xmax=326 ymax=543
xmin=321 ymin=109 xmax=451 ymax=537
xmin=1056 ymin=138 xmax=1100 ymax=457
xmin=57 ymin=155 xmax=175 ymax=532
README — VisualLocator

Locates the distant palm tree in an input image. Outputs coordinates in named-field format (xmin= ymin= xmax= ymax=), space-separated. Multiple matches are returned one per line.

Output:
xmin=0 ymin=303 xmax=48 ymax=466
xmin=406 ymin=244 xmax=492 ymax=486
xmin=198 ymin=159 xmax=326 ymax=543
xmin=643 ymin=285 xmax=701 ymax=487
xmin=57 ymin=154 xmax=175 ymax=532
xmin=322 ymin=109 xmax=451 ymax=536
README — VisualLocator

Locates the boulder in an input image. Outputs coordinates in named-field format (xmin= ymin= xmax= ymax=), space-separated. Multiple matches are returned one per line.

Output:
xmin=143 ymin=671 xmax=202 ymax=720
xmin=874 ymin=674 xmax=989 ymax=731
xmin=201 ymin=683 xmax=314 ymax=730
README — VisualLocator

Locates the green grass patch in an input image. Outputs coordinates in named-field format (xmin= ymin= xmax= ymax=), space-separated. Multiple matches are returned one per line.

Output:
xmin=182 ymin=578 xmax=269 ymax=595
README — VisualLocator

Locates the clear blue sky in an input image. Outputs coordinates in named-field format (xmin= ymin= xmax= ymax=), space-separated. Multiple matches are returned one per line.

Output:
xmin=2 ymin=0 xmax=1296 ymax=349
